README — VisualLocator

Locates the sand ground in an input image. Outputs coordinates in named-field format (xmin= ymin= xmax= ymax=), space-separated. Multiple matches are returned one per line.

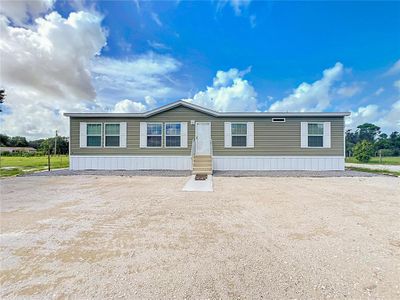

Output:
xmin=1 ymin=175 xmax=399 ymax=299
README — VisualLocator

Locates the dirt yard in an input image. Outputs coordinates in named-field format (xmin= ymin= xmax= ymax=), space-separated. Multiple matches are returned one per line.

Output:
xmin=1 ymin=175 xmax=399 ymax=299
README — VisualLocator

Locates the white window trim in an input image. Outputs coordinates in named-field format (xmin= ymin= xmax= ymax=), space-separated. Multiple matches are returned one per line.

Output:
xmin=231 ymin=122 xmax=248 ymax=148
xmin=307 ymin=122 xmax=324 ymax=148
xmin=164 ymin=122 xmax=182 ymax=148
xmin=147 ymin=122 xmax=163 ymax=148
xmin=86 ymin=123 xmax=103 ymax=148
xmin=272 ymin=118 xmax=286 ymax=123
xmin=104 ymin=122 xmax=121 ymax=148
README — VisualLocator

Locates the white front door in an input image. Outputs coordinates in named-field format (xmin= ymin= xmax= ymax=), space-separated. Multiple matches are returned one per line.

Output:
xmin=195 ymin=122 xmax=211 ymax=155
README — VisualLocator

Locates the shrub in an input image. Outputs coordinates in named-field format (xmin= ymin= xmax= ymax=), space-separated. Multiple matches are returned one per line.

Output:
xmin=353 ymin=140 xmax=374 ymax=163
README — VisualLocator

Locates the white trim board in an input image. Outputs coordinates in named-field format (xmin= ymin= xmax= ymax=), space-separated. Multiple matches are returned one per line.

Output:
xmin=70 ymin=155 xmax=191 ymax=170
xmin=213 ymin=156 xmax=345 ymax=171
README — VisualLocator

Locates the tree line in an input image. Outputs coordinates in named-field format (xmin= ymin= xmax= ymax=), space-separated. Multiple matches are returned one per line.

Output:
xmin=0 ymin=134 xmax=69 ymax=155
xmin=346 ymin=123 xmax=400 ymax=162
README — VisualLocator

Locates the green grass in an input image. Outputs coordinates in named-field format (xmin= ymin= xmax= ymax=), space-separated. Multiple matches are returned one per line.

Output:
xmin=0 ymin=155 xmax=69 ymax=177
xmin=345 ymin=156 xmax=400 ymax=165
xmin=346 ymin=166 xmax=400 ymax=177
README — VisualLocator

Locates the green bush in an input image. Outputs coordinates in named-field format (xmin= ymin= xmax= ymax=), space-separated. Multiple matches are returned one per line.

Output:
xmin=353 ymin=140 xmax=374 ymax=163
xmin=378 ymin=149 xmax=395 ymax=157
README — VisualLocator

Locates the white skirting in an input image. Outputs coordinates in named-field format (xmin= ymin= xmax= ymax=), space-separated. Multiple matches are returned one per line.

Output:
xmin=213 ymin=156 xmax=345 ymax=171
xmin=70 ymin=155 xmax=345 ymax=171
xmin=70 ymin=155 xmax=191 ymax=170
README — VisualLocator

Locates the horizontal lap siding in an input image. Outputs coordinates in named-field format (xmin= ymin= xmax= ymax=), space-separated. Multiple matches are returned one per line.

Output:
xmin=70 ymin=106 xmax=344 ymax=156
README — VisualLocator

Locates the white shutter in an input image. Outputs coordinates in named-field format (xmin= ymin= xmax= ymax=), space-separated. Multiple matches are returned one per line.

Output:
xmin=323 ymin=122 xmax=331 ymax=148
xmin=224 ymin=122 xmax=232 ymax=148
xmin=80 ymin=122 xmax=87 ymax=148
xmin=140 ymin=122 xmax=147 ymax=148
xmin=300 ymin=122 xmax=308 ymax=148
xmin=120 ymin=122 xmax=127 ymax=148
xmin=181 ymin=122 xmax=188 ymax=148
xmin=247 ymin=122 xmax=254 ymax=148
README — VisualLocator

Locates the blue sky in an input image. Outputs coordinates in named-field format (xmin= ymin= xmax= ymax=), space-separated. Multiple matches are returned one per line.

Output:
xmin=0 ymin=0 xmax=399 ymax=138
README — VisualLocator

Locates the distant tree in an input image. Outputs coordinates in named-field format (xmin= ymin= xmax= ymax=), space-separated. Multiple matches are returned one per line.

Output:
xmin=353 ymin=140 xmax=375 ymax=163
xmin=345 ymin=129 xmax=358 ymax=156
xmin=28 ymin=139 xmax=45 ymax=149
xmin=0 ymin=134 xmax=10 ymax=146
xmin=39 ymin=136 xmax=69 ymax=154
xmin=389 ymin=131 xmax=400 ymax=155
xmin=0 ymin=89 xmax=5 ymax=112
xmin=356 ymin=123 xmax=381 ymax=142
xmin=9 ymin=136 xmax=28 ymax=147
xmin=375 ymin=133 xmax=390 ymax=151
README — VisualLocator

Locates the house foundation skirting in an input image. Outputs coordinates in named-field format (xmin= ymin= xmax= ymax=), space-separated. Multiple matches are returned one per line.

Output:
xmin=213 ymin=156 xmax=344 ymax=171
xmin=69 ymin=155 xmax=191 ymax=170
xmin=70 ymin=155 xmax=344 ymax=171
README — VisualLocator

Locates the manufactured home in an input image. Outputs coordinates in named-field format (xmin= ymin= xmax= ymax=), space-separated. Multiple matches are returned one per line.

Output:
xmin=64 ymin=101 xmax=350 ymax=173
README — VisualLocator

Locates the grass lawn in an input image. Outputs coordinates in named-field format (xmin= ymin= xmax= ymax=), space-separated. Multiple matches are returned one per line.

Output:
xmin=345 ymin=156 xmax=400 ymax=165
xmin=0 ymin=155 xmax=69 ymax=177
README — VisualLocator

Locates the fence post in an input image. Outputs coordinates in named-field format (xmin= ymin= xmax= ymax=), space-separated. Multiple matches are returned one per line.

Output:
xmin=379 ymin=149 xmax=382 ymax=164
xmin=48 ymin=149 xmax=51 ymax=171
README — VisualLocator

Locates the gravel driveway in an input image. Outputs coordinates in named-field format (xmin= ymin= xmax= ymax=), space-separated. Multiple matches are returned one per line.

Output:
xmin=1 ymin=175 xmax=400 ymax=299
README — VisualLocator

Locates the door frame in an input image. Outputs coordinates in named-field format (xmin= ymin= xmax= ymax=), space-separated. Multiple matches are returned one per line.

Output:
xmin=195 ymin=122 xmax=211 ymax=155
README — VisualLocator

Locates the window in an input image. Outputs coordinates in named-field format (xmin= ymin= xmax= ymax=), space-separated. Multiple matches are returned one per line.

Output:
xmin=105 ymin=123 xmax=120 ymax=147
xmin=231 ymin=123 xmax=247 ymax=147
xmin=165 ymin=123 xmax=181 ymax=147
xmin=147 ymin=123 xmax=162 ymax=147
xmin=308 ymin=123 xmax=324 ymax=147
xmin=272 ymin=118 xmax=286 ymax=122
xmin=87 ymin=123 xmax=102 ymax=147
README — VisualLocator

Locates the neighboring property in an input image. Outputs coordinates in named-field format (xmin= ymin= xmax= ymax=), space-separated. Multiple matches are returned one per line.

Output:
xmin=64 ymin=101 xmax=350 ymax=173
xmin=0 ymin=147 xmax=37 ymax=153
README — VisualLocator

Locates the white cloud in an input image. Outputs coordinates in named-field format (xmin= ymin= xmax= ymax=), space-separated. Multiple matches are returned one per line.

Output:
xmin=345 ymin=105 xmax=381 ymax=129
xmin=144 ymin=95 xmax=157 ymax=108
xmin=150 ymin=12 xmax=162 ymax=27
xmin=185 ymin=68 xmax=257 ymax=112
xmin=147 ymin=40 xmax=170 ymax=51
xmin=336 ymin=83 xmax=362 ymax=97
xmin=0 ymin=10 xmax=106 ymax=139
xmin=113 ymin=99 xmax=146 ymax=113
xmin=268 ymin=62 xmax=344 ymax=112
xmin=91 ymin=53 xmax=182 ymax=102
xmin=0 ymin=0 xmax=54 ymax=25
xmin=378 ymin=100 xmax=400 ymax=132
xmin=385 ymin=59 xmax=400 ymax=76
xmin=394 ymin=80 xmax=400 ymax=92
xmin=228 ymin=0 xmax=252 ymax=15
xmin=374 ymin=87 xmax=384 ymax=96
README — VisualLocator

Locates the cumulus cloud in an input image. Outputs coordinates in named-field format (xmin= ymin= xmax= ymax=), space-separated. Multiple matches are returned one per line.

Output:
xmin=185 ymin=68 xmax=257 ymax=112
xmin=0 ymin=0 xmax=54 ymax=25
xmin=345 ymin=105 xmax=381 ymax=129
xmin=0 ymin=10 xmax=106 ymax=139
xmin=91 ymin=53 xmax=182 ymax=103
xmin=268 ymin=62 xmax=344 ymax=112
xmin=378 ymin=100 xmax=400 ymax=131
xmin=113 ymin=99 xmax=147 ymax=113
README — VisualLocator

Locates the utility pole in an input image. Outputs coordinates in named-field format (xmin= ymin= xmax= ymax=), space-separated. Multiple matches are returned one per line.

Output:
xmin=55 ymin=130 xmax=58 ymax=156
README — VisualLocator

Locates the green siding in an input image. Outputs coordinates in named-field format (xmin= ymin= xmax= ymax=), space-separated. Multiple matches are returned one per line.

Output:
xmin=70 ymin=106 xmax=344 ymax=156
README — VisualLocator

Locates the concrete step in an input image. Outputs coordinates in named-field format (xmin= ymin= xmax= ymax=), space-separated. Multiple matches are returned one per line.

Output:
xmin=193 ymin=156 xmax=212 ymax=162
xmin=192 ymin=170 xmax=213 ymax=175
xmin=193 ymin=161 xmax=212 ymax=167
xmin=192 ymin=166 xmax=212 ymax=173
